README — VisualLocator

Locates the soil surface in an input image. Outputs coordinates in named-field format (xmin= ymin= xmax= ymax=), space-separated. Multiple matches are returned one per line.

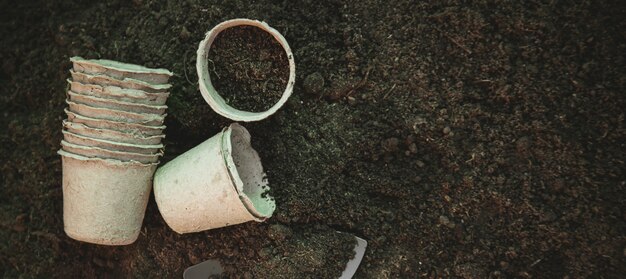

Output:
xmin=1 ymin=0 xmax=625 ymax=278
xmin=210 ymin=25 xmax=289 ymax=112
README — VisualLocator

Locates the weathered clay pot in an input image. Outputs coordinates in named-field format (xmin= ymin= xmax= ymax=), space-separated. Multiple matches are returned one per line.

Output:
xmin=153 ymin=123 xmax=275 ymax=234
xmin=58 ymin=150 xmax=157 ymax=245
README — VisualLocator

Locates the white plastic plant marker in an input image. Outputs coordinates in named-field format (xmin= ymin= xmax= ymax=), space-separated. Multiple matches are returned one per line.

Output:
xmin=67 ymin=91 xmax=167 ymax=114
xmin=63 ymin=120 xmax=164 ymax=145
xmin=70 ymin=70 xmax=171 ymax=93
xmin=65 ymin=109 xmax=165 ymax=136
xmin=339 ymin=236 xmax=368 ymax=279
xmin=68 ymin=79 xmax=169 ymax=105
xmin=196 ymin=18 xmax=296 ymax=122
xmin=153 ymin=123 xmax=276 ymax=233
xmin=61 ymin=140 xmax=162 ymax=164
xmin=67 ymin=100 xmax=166 ymax=126
xmin=62 ymin=130 xmax=163 ymax=154
xmin=71 ymin=56 xmax=173 ymax=85
xmin=58 ymin=150 xmax=157 ymax=245
xmin=183 ymin=259 xmax=223 ymax=279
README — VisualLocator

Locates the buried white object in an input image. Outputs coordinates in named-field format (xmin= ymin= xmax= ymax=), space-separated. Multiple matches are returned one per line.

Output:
xmin=196 ymin=18 xmax=296 ymax=122
xmin=58 ymin=150 xmax=157 ymax=245
xmin=339 ymin=236 xmax=368 ymax=279
xmin=153 ymin=123 xmax=275 ymax=233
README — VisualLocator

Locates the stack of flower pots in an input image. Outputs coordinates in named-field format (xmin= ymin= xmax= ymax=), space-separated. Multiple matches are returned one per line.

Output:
xmin=58 ymin=57 xmax=172 ymax=245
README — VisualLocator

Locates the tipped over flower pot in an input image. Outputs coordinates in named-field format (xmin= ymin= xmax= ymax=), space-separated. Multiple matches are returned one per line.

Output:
xmin=58 ymin=150 xmax=157 ymax=245
xmin=153 ymin=123 xmax=275 ymax=234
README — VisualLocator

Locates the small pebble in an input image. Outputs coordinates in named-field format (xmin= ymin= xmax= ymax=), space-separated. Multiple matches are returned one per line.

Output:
xmin=439 ymin=215 xmax=456 ymax=229
xmin=408 ymin=143 xmax=418 ymax=153
xmin=179 ymin=26 xmax=191 ymax=41
xmin=303 ymin=72 xmax=325 ymax=95
xmin=381 ymin=137 xmax=400 ymax=153
xmin=443 ymin=126 xmax=451 ymax=135
xmin=268 ymin=224 xmax=292 ymax=242
xmin=415 ymin=160 xmax=425 ymax=168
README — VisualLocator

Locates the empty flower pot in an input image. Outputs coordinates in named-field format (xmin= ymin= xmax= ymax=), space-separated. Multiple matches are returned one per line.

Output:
xmin=63 ymin=120 xmax=164 ymax=145
xmin=61 ymin=140 xmax=161 ymax=164
xmin=71 ymin=56 xmax=173 ymax=85
xmin=153 ymin=123 xmax=276 ymax=234
xmin=65 ymin=109 xmax=165 ymax=136
xmin=67 ymin=100 xmax=166 ymax=126
xmin=68 ymin=80 xmax=169 ymax=106
xmin=58 ymin=150 xmax=157 ymax=245
xmin=67 ymin=91 xmax=167 ymax=114
xmin=70 ymin=70 xmax=171 ymax=93
xmin=62 ymin=130 xmax=163 ymax=154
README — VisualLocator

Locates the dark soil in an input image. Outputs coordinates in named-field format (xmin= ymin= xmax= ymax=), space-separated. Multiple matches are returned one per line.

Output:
xmin=1 ymin=0 xmax=625 ymax=278
xmin=209 ymin=25 xmax=289 ymax=112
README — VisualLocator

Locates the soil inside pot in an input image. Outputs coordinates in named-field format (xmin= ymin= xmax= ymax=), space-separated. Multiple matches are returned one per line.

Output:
xmin=208 ymin=25 xmax=289 ymax=113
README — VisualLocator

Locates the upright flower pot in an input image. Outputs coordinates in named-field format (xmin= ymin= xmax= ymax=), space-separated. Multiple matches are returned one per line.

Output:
xmin=62 ymin=120 xmax=164 ymax=145
xmin=70 ymin=56 xmax=173 ymax=85
xmin=65 ymin=109 xmax=165 ymax=136
xmin=153 ymin=123 xmax=276 ymax=234
xmin=68 ymin=80 xmax=169 ymax=106
xmin=61 ymin=140 xmax=161 ymax=164
xmin=59 ymin=150 xmax=157 ymax=245
xmin=67 ymin=91 xmax=167 ymax=114
xmin=66 ymin=100 xmax=166 ymax=126
xmin=70 ymin=70 xmax=171 ymax=93
xmin=62 ymin=130 xmax=163 ymax=154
